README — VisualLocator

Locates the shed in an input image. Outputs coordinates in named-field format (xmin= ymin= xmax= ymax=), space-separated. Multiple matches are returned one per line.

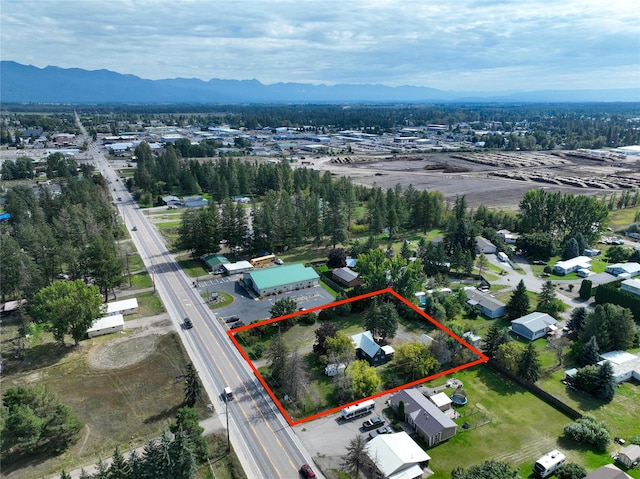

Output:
xmin=332 ymin=267 xmax=362 ymax=287
xmin=87 ymin=314 xmax=124 ymax=338
xmin=428 ymin=392 xmax=452 ymax=412
xmin=617 ymin=444 xmax=640 ymax=468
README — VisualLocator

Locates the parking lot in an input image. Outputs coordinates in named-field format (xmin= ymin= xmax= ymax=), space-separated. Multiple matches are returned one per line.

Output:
xmin=195 ymin=272 xmax=336 ymax=326
xmin=293 ymin=396 xmax=392 ymax=472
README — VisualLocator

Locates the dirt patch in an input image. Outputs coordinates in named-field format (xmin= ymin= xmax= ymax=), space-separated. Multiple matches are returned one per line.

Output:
xmin=87 ymin=335 xmax=160 ymax=370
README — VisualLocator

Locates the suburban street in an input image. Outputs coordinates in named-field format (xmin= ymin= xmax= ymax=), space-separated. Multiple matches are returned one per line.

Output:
xmin=77 ymin=120 xmax=322 ymax=479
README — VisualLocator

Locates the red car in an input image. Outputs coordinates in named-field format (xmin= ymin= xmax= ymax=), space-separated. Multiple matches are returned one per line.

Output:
xmin=301 ymin=464 xmax=316 ymax=478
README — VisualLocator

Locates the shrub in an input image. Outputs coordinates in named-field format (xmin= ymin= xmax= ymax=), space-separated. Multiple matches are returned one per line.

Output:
xmin=563 ymin=415 xmax=610 ymax=451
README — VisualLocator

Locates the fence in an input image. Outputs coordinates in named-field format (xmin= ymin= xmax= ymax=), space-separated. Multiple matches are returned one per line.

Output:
xmin=486 ymin=359 xmax=582 ymax=420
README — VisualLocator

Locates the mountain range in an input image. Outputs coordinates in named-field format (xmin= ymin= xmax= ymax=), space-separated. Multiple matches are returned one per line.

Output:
xmin=1 ymin=61 xmax=639 ymax=104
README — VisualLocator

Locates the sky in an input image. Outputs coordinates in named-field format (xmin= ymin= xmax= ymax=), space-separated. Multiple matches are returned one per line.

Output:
xmin=2 ymin=0 xmax=639 ymax=92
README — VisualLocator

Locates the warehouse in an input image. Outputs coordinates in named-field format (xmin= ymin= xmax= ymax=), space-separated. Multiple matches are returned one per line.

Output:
xmin=244 ymin=263 xmax=320 ymax=296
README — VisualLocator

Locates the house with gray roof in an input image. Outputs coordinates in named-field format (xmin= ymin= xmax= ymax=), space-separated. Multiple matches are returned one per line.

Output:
xmin=350 ymin=331 xmax=394 ymax=366
xmin=476 ymin=236 xmax=497 ymax=254
xmin=465 ymin=289 xmax=506 ymax=318
xmin=388 ymin=388 xmax=457 ymax=447
xmin=584 ymin=464 xmax=632 ymax=479
xmin=510 ymin=312 xmax=558 ymax=341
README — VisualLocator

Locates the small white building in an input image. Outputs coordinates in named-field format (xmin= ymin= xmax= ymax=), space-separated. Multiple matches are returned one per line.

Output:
xmin=428 ymin=392 xmax=452 ymax=412
xmin=223 ymin=261 xmax=254 ymax=275
xmin=87 ymin=314 xmax=124 ymax=338
xmin=617 ymin=444 xmax=640 ymax=469
xmin=103 ymin=297 xmax=138 ymax=316
xmin=598 ymin=351 xmax=640 ymax=384
xmin=553 ymin=256 xmax=592 ymax=275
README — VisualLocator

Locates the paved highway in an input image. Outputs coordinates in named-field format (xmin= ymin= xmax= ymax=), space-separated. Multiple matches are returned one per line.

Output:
xmin=77 ymin=119 xmax=321 ymax=479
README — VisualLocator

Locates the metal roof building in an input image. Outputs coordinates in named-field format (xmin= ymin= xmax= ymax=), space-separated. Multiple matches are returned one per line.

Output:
xmin=244 ymin=263 xmax=319 ymax=296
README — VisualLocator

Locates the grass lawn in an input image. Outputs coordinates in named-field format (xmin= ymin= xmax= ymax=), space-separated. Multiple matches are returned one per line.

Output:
xmin=177 ymin=256 xmax=209 ymax=277
xmin=608 ymin=206 xmax=640 ymax=230
xmin=207 ymin=292 xmax=234 ymax=310
xmin=130 ymin=271 xmax=153 ymax=289
xmin=1 ymin=333 xmax=196 ymax=479
xmin=134 ymin=290 xmax=165 ymax=316
xmin=423 ymin=366 xmax=639 ymax=479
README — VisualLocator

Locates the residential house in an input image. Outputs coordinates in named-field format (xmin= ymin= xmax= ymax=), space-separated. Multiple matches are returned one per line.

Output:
xmin=465 ymin=289 xmax=506 ymax=318
xmin=553 ymin=256 xmax=592 ymax=275
xmin=584 ymin=464 xmax=632 ymax=479
xmin=332 ymin=267 xmax=362 ymax=287
xmin=350 ymin=331 xmax=394 ymax=366
xmin=510 ymin=312 xmax=558 ymax=341
xmin=462 ymin=331 xmax=482 ymax=348
xmin=366 ymin=431 xmax=430 ymax=479
xmin=598 ymin=351 xmax=640 ymax=384
xmin=102 ymin=298 xmax=138 ymax=316
xmin=606 ymin=262 xmax=640 ymax=278
xmin=389 ymin=388 xmax=457 ymax=447
xmin=87 ymin=314 xmax=124 ymax=338
xmin=621 ymin=278 xmax=640 ymax=297
xmin=617 ymin=444 xmax=640 ymax=469
xmin=476 ymin=236 xmax=497 ymax=254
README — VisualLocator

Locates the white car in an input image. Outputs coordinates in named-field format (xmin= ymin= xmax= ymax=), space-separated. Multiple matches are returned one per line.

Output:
xmin=274 ymin=258 xmax=284 ymax=265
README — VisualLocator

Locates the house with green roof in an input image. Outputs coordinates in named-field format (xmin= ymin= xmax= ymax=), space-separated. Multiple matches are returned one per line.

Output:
xmin=204 ymin=254 xmax=230 ymax=272
xmin=244 ymin=263 xmax=320 ymax=296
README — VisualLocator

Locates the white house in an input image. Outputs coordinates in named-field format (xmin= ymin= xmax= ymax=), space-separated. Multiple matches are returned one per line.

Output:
xmin=510 ymin=312 xmax=558 ymax=341
xmin=87 ymin=314 xmax=124 ymax=338
xmin=497 ymin=229 xmax=520 ymax=244
xmin=598 ymin=351 xmax=640 ymax=384
xmin=606 ymin=262 xmax=640 ymax=278
xmin=103 ymin=298 xmax=138 ymax=316
xmin=476 ymin=236 xmax=497 ymax=254
xmin=621 ymin=278 xmax=640 ymax=296
xmin=366 ymin=431 xmax=430 ymax=479
xmin=223 ymin=261 xmax=254 ymax=275
xmin=553 ymin=256 xmax=591 ymax=275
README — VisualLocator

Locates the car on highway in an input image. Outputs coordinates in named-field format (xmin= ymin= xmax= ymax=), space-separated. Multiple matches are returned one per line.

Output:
xmin=132 ymin=226 xmax=137 ymax=231
xmin=117 ymin=197 xmax=122 ymax=201
xmin=183 ymin=318 xmax=193 ymax=329
xmin=300 ymin=464 xmax=316 ymax=478
xmin=362 ymin=416 xmax=385 ymax=430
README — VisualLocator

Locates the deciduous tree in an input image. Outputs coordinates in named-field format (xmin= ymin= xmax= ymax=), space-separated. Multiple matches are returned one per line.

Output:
xmin=31 ymin=279 xmax=102 ymax=346
xmin=347 ymin=360 xmax=381 ymax=400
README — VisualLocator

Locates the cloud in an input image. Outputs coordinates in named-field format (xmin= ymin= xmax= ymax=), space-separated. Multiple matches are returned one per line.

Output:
xmin=1 ymin=0 xmax=638 ymax=91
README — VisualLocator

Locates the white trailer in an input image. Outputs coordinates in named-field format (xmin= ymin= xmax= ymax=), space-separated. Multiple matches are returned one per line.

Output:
xmin=533 ymin=450 xmax=566 ymax=478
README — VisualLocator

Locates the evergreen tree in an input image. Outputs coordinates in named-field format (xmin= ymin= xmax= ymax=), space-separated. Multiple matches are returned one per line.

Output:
xmin=517 ymin=342 xmax=542 ymax=383
xmin=108 ymin=445 xmax=130 ymax=479
xmin=482 ymin=324 xmax=511 ymax=358
xmin=59 ymin=471 xmax=72 ymax=479
xmin=578 ymin=279 xmax=592 ymax=299
xmin=568 ymin=307 xmax=588 ymax=334
xmin=183 ymin=363 xmax=202 ymax=408
xmin=170 ymin=407 xmax=208 ymax=463
xmin=596 ymin=361 xmax=616 ymax=402
xmin=562 ymin=238 xmax=579 ymax=260
xmin=581 ymin=336 xmax=600 ymax=366
xmin=506 ymin=280 xmax=529 ymax=320
xmin=537 ymin=280 xmax=559 ymax=315
xmin=168 ymin=426 xmax=197 ymax=479
xmin=341 ymin=435 xmax=369 ymax=479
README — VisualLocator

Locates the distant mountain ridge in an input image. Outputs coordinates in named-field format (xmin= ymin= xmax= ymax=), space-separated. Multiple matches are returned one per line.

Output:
xmin=1 ymin=61 xmax=638 ymax=104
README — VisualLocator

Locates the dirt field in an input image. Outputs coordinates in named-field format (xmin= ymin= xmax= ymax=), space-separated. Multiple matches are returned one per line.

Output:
xmin=307 ymin=151 xmax=640 ymax=210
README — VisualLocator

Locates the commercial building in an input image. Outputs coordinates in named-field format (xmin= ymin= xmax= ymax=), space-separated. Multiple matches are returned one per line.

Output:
xmin=244 ymin=263 xmax=320 ymax=296
xmin=365 ymin=432 xmax=430 ymax=479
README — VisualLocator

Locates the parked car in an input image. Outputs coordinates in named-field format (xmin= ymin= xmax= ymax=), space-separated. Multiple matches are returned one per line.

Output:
xmin=362 ymin=416 xmax=385 ymax=430
xmin=300 ymin=464 xmax=316 ymax=478
xmin=274 ymin=258 xmax=284 ymax=265
xmin=368 ymin=425 xmax=393 ymax=440
xmin=225 ymin=315 xmax=240 ymax=324
xmin=183 ymin=318 xmax=193 ymax=329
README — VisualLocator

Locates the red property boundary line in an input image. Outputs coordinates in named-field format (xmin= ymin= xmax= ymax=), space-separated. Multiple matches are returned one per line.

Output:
xmin=227 ymin=287 xmax=489 ymax=426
